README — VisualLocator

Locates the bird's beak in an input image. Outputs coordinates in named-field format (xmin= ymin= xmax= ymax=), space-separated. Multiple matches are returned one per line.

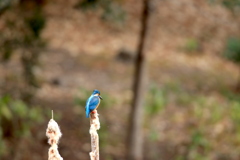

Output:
xmin=99 ymin=96 xmax=103 ymax=100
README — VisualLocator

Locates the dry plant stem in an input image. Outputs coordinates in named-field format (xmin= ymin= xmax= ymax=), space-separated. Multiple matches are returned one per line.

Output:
xmin=89 ymin=110 xmax=100 ymax=160
xmin=46 ymin=116 xmax=63 ymax=160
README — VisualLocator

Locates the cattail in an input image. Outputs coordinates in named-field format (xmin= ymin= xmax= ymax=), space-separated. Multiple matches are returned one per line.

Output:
xmin=89 ymin=110 xmax=100 ymax=160
xmin=46 ymin=110 xmax=63 ymax=160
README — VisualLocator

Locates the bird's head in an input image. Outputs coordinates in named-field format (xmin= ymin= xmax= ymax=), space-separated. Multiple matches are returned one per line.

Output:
xmin=92 ymin=89 xmax=103 ymax=100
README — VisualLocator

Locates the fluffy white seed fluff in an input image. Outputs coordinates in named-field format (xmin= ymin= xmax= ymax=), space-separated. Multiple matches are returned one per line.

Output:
xmin=46 ymin=118 xmax=63 ymax=160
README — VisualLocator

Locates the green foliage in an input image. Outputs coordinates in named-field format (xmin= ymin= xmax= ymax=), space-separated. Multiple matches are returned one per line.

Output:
xmin=223 ymin=37 xmax=240 ymax=64
xmin=0 ymin=129 xmax=6 ymax=156
xmin=0 ymin=0 xmax=12 ymax=13
xmin=1 ymin=6 xmax=46 ymax=61
xmin=0 ymin=95 xmax=44 ymax=155
xmin=190 ymin=131 xmax=210 ymax=149
xmin=188 ymin=152 xmax=209 ymax=160
xmin=77 ymin=0 xmax=98 ymax=9
xmin=222 ymin=89 xmax=240 ymax=101
xmin=26 ymin=9 xmax=46 ymax=39
xmin=100 ymin=92 xmax=116 ymax=109
xmin=145 ymin=84 xmax=167 ymax=116
xmin=230 ymin=102 xmax=240 ymax=123
xmin=101 ymin=2 xmax=126 ymax=24
xmin=182 ymin=38 xmax=200 ymax=54
xmin=145 ymin=79 xmax=240 ymax=159
xmin=0 ymin=6 xmax=46 ymax=102
xmin=98 ymin=121 xmax=109 ymax=148
xmin=75 ymin=0 xmax=126 ymax=24
xmin=0 ymin=36 xmax=19 ymax=62
xmin=74 ymin=88 xmax=90 ymax=107
xmin=187 ymin=131 xmax=210 ymax=160
xmin=0 ymin=95 xmax=44 ymax=157
xmin=176 ymin=156 xmax=185 ymax=160
xmin=209 ymin=0 xmax=240 ymax=13
xmin=1 ymin=39 xmax=14 ymax=61
xmin=148 ymin=128 xmax=159 ymax=141
xmin=192 ymin=96 xmax=224 ymax=124
xmin=222 ymin=0 xmax=240 ymax=11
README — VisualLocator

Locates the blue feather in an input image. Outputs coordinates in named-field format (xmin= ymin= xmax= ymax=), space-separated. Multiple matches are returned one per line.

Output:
xmin=85 ymin=95 xmax=100 ymax=118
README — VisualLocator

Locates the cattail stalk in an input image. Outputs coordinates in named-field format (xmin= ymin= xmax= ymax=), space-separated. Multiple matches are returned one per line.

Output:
xmin=89 ymin=110 xmax=100 ymax=160
xmin=46 ymin=110 xmax=63 ymax=160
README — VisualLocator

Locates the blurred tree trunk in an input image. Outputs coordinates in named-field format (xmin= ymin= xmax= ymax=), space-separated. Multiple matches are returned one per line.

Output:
xmin=127 ymin=0 xmax=150 ymax=160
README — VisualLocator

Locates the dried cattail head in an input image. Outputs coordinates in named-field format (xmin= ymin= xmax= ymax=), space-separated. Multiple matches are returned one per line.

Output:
xmin=46 ymin=114 xmax=63 ymax=160
xmin=48 ymin=144 xmax=63 ymax=160
xmin=46 ymin=119 xmax=62 ymax=145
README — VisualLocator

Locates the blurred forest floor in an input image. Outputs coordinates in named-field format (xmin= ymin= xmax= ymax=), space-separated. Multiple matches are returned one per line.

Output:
xmin=1 ymin=0 xmax=240 ymax=160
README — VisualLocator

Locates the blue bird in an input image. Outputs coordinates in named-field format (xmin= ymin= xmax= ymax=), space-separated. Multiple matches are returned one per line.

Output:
xmin=85 ymin=89 xmax=103 ymax=118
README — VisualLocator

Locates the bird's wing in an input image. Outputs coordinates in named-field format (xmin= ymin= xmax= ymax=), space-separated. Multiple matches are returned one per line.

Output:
xmin=85 ymin=96 xmax=92 ymax=109
xmin=85 ymin=96 xmax=99 ymax=118
xmin=85 ymin=96 xmax=92 ymax=118
xmin=88 ymin=96 xmax=100 ymax=111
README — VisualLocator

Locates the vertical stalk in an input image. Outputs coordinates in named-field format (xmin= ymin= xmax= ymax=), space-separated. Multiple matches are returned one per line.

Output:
xmin=89 ymin=110 xmax=100 ymax=160
xmin=127 ymin=0 xmax=150 ymax=160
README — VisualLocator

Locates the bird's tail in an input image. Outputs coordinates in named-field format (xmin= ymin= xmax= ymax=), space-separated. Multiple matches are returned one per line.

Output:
xmin=86 ymin=109 xmax=90 ymax=118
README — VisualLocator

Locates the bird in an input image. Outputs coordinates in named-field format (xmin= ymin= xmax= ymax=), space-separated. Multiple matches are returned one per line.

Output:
xmin=85 ymin=89 xmax=103 ymax=118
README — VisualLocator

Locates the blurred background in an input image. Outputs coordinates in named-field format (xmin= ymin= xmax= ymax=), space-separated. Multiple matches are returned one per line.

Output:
xmin=1 ymin=0 xmax=240 ymax=159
